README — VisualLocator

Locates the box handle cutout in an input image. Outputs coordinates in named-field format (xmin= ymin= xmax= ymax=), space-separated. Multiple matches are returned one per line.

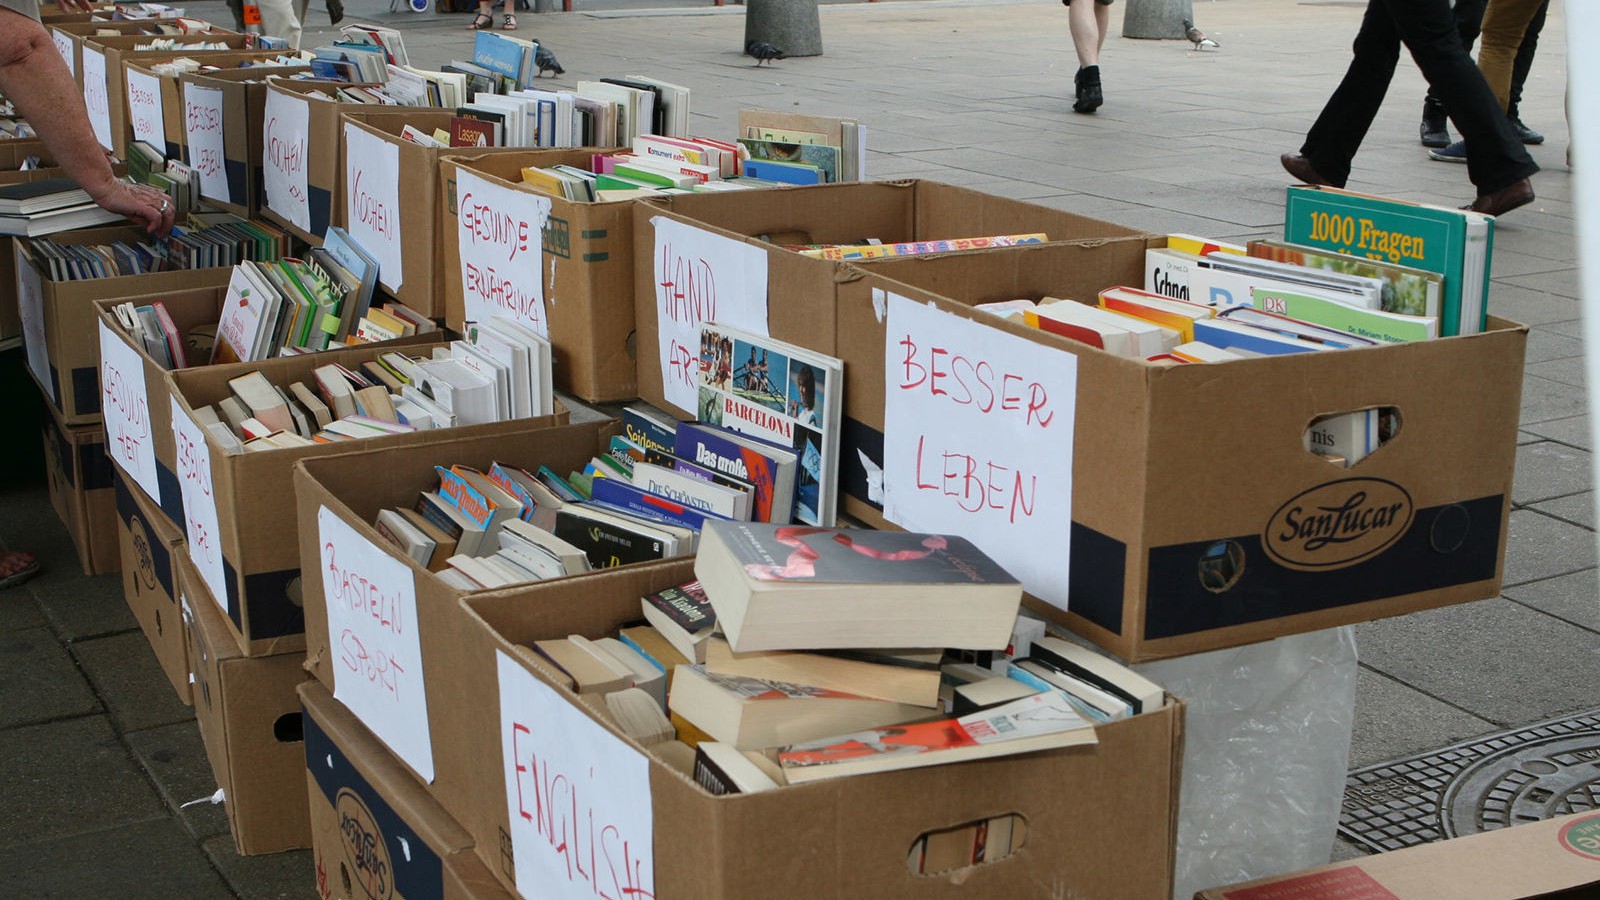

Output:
xmin=274 ymin=712 xmax=303 ymax=744
xmin=908 ymin=814 xmax=1028 ymax=878
xmin=1198 ymin=540 xmax=1246 ymax=594
xmin=1430 ymin=504 xmax=1471 ymax=554
xmin=1303 ymin=407 xmax=1400 ymax=469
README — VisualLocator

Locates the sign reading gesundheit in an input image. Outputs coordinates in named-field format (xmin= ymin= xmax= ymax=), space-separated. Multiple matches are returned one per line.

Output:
xmin=455 ymin=167 xmax=552 ymax=337
xmin=171 ymin=396 xmax=228 ymax=613
xmin=650 ymin=216 xmax=770 ymax=415
xmin=880 ymin=289 xmax=1078 ymax=612
xmin=344 ymin=122 xmax=403 ymax=292
xmin=498 ymin=650 xmax=653 ymax=899
xmin=99 ymin=319 xmax=161 ymax=505
xmin=319 ymin=507 xmax=434 ymax=783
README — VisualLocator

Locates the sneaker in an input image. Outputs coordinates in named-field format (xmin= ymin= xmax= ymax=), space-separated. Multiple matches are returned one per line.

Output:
xmin=1508 ymin=116 xmax=1545 ymax=145
xmin=1428 ymin=140 xmax=1467 ymax=163
xmin=1073 ymin=66 xmax=1102 ymax=114
xmin=1420 ymin=98 xmax=1450 ymax=148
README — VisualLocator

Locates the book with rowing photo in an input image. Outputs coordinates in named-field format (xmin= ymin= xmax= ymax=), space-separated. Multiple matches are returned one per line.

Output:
xmin=696 ymin=322 xmax=842 ymax=527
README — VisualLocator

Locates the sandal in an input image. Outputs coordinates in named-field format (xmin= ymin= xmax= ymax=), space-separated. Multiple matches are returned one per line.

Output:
xmin=467 ymin=11 xmax=492 ymax=29
xmin=0 ymin=550 xmax=40 ymax=590
xmin=501 ymin=13 xmax=517 ymax=29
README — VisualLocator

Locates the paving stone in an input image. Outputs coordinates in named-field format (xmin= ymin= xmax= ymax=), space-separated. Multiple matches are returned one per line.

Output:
xmin=0 ymin=818 xmax=232 ymax=898
xmin=1521 ymin=414 xmax=1591 ymax=450
xmin=1502 ymin=508 xmax=1598 ymax=587
xmin=1503 ymin=569 xmax=1600 ymax=633
xmin=72 ymin=631 xmax=195 ymax=733
xmin=1512 ymin=440 xmax=1592 ymax=505
xmin=0 ymin=626 xmax=101 ymax=730
xmin=0 ymin=588 xmax=45 ymax=634
xmin=1489 ymin=282 xmax=1582 ymax=326
xmin=1502 ymin=268 xmax=1582 ymax=301
xmin=0 ymin=715 xmax=164 ymax=846
xmin=125 ymin=721 xmax=231 ymax=842
xmin=1525 ymin=354 xmax=1585 ymax=389
xmin=1347 ymin=668 xmax=1497 ymax=769
xmin=31 ymin=570 xmax=137 ymax=642
xmin=1523 ymin=325 xmax=1585 ymax=364
xmin=202 ymin=835 xmax=318 ymax=900
xmin=1354 ymin=597 xmax=1600 ymax=726
xmin=1527 ymin=491 xmax=1596 ymax=530
xmin=1520 ymin=374 xmax=1589 ymax=428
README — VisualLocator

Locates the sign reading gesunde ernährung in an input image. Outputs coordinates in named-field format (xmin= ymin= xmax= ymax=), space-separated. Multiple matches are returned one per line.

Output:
xmin=455 ymin=167 xmax=551 ymax=338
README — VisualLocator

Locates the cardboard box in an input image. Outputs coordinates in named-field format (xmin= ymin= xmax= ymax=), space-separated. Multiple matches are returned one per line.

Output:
xmin=301 ymin=682 xmax=517 ymax=900
xmin=631 ymin=179 xmax=1152 ymax=414
xmin=338 ymin=111 xmax=533 ymax=318
xmin=123 ymin=54 xmax=283 ymax=163
xmin=453 ymin=561 xmax=1183 ymax=899
xmin=181 ymin=547 xmax=312 ymax=856
xmin=94 ymin=286 xmax=228 ymax=528
xmin=167 ymin=342 xmax=570 ymax=656
xmin=178 ymin=65 xmax=313 ymax=218
xmin=438 ymin=151 xmax=638 ymax=402
xmin=257 ymin=78 xmax=385 ymax=245
xmin=831 ymin=240 xmax=1528 ymax=661
xmin=80 ymin=32 xmax=254 ymax=161
xmin=114 ymin=467 xmax=191 ymax=705
xmin=52 ymin=19 xmax=176 ymax=85
xmin=42 ymin=400 xmax=119 ymax=576
xmin=1195 ymin=810 xmax=1600 ymax=899
xmin=15 ymin=227 xmax=233 ymax=425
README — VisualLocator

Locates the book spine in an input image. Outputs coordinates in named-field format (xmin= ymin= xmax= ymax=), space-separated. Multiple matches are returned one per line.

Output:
xmin=621 ymin=408 xmax=677 ymax=455
xmin=436 ymin=467 xmax=496 ymax=529
xmin=589 ymin=478 xmax=719 ymax=531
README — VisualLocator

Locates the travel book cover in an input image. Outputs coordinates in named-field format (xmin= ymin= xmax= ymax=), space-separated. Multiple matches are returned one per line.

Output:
xmin=1247 ymin=239 xmax=1442 ymax=319
xmin=1282 ymin=185 xmax=1491 ymax=337
xmin=672 ymin=422 xmax=795 ymax=526
xmin=697 ymin=323 xmax=842 ymax=527
xmin=703 ymin=521 xmax=1018 ymax=587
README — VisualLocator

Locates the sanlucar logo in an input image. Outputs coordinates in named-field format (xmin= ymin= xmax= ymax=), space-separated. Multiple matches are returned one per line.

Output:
xmin=336 ymin=788 xmax=392 ymax=900
xmin=1559 ymin=811 xmax=1600 ymax=861
xmin=1264 ymin=477 xmax=1413 ymax=570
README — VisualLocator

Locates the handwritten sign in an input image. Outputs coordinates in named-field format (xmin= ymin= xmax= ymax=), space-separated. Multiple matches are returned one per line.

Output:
xmin=126 ymin=69 xmax=166 ymax=150
xmin=262 ymin=89 xmax=310 ymax=234
xmin=99 ymin=320 xmax=161 ymax=505
xmin=650 ymin=216 xmax=769 ymax=415
xmin=183 ymin=83 xmax=229 ymax=203
xmin=498 ymin=651 xmax=653 ymax=900
xmin=52 ymin=31 xmax=74 ymax=77
xmin=344 ymin=123 xmax=403 ymax=292
xmin=15 ymin=243 xmax=53 ymax=405
xmin=881 ymin=290 xmax=1077 ymax=612
xmin=456 ymin=168 xmax=552 ymax=337
xmin=171 ymin=396 xmax=228 ymax=613
xmin=319 ymin=507 xmax=433 ymax=782
xmin=82 ymin=47 xmax=112 ymax=152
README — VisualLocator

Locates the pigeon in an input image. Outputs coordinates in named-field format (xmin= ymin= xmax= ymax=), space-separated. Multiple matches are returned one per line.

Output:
xmin=1182 ymin=19 xmax=1219 ymax=50
xmin=534 ymin=43 xmax=564 ymax=77
xmin=746 ymin=40 xmax=786 ymax=66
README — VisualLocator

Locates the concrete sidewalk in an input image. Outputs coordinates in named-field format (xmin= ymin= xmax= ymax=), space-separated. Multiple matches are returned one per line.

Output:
xmin=0 ymin=0 xmax=1588 ymax=896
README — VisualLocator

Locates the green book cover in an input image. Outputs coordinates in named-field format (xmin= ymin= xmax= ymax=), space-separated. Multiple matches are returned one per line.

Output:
xmin=1282 ymin=186 xmax=1493 ymax=337
xmin=594 ymin=172 xmax=658 ymax=192
xmin=1249 ymin=287 xmax=1437 ymax=344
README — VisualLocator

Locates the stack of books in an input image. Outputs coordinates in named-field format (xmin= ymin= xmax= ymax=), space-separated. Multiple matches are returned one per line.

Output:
xmin=0 ymin=177 xmax=122 ymax=237
xmin=26 ymin=210 xmax=288 ymax=280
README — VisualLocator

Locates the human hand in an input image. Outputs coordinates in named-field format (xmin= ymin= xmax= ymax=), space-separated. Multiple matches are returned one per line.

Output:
xmin=91 ymin=181 xmax=176 ymax=237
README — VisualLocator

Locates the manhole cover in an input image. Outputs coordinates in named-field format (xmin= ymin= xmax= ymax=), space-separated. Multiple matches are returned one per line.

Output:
xmin=1339 ymin=707 xmax=1600 ymax=853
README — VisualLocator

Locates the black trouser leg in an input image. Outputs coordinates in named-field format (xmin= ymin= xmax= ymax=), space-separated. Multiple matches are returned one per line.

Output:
xmin=1302 ymin=0 xmax=1399 ymax=187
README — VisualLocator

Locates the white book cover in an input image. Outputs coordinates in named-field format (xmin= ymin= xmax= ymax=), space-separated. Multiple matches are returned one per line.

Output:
xmin=629 ymin=461 xmax=751 ymax=521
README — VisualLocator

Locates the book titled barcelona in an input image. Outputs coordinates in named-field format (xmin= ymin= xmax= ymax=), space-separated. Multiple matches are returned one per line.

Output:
xmin=696 ymin=322 xmax=843 ymax=527
xmin=694 ymin=521 xmax=1023 ymax=653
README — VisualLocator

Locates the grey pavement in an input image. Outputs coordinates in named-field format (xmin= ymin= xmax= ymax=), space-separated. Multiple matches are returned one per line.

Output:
xmin=0 ymin=0 xmax=1590 ymax=896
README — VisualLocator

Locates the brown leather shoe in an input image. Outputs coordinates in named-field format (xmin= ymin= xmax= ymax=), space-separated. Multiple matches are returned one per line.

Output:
xmin=1280 ymin=153 xmax=1334 ymax=187
xmin=1465 ymin=178 xmax=1534 ymax=216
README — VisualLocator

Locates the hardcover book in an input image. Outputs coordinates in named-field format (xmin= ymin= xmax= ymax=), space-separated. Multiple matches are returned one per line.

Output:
xmin=672 ymin=422 xmax=797 ymax=526
xmin=696 ymin=323 xmax=842 ymax=527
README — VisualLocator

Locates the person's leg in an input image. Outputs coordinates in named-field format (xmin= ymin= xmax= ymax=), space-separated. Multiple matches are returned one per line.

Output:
xmin=1067 ymin=0 xmax=1107 ymax=113
xmin=254 ymin=0 xmax=303 ymax=48
xmin=0 ymin=550 xmax=39 ymax=590
xmin=1094 ymin=2 xmax=1109 ymax=55
xmin=1395 ymin=0 xmax=1536 ymax=196
xmin=468 ymin=0 xmax=493 ymax=28
xmin=1503 ymin=0 xmax=1548 ymax=140
xmin=1477 ymin=0 xmax=1544 ymax=112
xmin=1296 ymin=0 xmax=1401 ymax=187
xmin=1421 ymin=0 xmax=1483 ymax=145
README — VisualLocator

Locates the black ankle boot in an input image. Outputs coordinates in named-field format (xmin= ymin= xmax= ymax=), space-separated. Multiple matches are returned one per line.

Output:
xmin=1420 ymin=96 xmax=1449 ymax=148
xmin=1074 ymin=66 xmax=1102 ymax=114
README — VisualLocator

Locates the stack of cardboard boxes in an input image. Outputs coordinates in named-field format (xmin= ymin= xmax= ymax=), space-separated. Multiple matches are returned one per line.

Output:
xmin=6 ymin=11 xmax=1553 ymax=898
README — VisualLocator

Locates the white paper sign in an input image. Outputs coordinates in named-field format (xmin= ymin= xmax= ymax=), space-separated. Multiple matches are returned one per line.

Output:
xmin=455 ymin=168 xmax=552 ymax=337
xmin=881 ymin=290 xmax=1078 ymax=611
xmin=344 ymin=122 xmax=403 ymax=291
xmin=650 ymin=216 xmax=769 ymax=415
xmin=15 ymin=243 xmax=53 ymax=405
xmin=52 ymin=31 xmax=74 ymax=76
xmin=183 ymin=83 xmax=229 ymax=203
xmin=319 ymin=507 xmax=434 ymax=782
xmin=498 ymin=650 xmax=653 ymax=900
xmin=82 ymin=47 xmax=113 ymax=152
xmin=261 ymin=89 xmax=310 ymax=234
xmin=126 ymin=69 xmax=166 ymax=150
xmin=99 ymin=320 xmax=161 ymax=505
xmin=171 ymin=396 xmax=228 ymax=613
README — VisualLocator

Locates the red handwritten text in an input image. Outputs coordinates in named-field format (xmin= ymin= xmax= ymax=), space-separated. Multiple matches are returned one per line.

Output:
xmin=350 ymin=170 xmax=396 ymax=240
xmin=186 ymin=100 xmax=220 ymax=133
xmin=912 ymin=434 xmax=1038 ymax=523
xmin=896 ymin=334 xmax=1054 ymax=428
xmin=338 ymin=629 xmax=404 ymax=702
xmin=459 ymin=190 xmax=531 ymax=262
xmin=102 ymin=363 xmax=150 ymax=468
xmin=464 ymin=261 xmax=542 ymax=330
xmin=322 ymin=542 xmax=406 ymax=636
xmin=265 ymin=117 xmax=307 ymax=203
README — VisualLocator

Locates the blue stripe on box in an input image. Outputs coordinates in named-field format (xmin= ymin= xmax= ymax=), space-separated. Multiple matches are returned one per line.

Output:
xmin=72 ymin=366 xmax=101 ymax=416
xmin=1068 ymin=524 xmax=1126 ymax=636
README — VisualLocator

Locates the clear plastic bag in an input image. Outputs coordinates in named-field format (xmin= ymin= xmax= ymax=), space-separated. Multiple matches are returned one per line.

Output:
xmin=1134 ymin=626 xmax=1359 ymax=900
